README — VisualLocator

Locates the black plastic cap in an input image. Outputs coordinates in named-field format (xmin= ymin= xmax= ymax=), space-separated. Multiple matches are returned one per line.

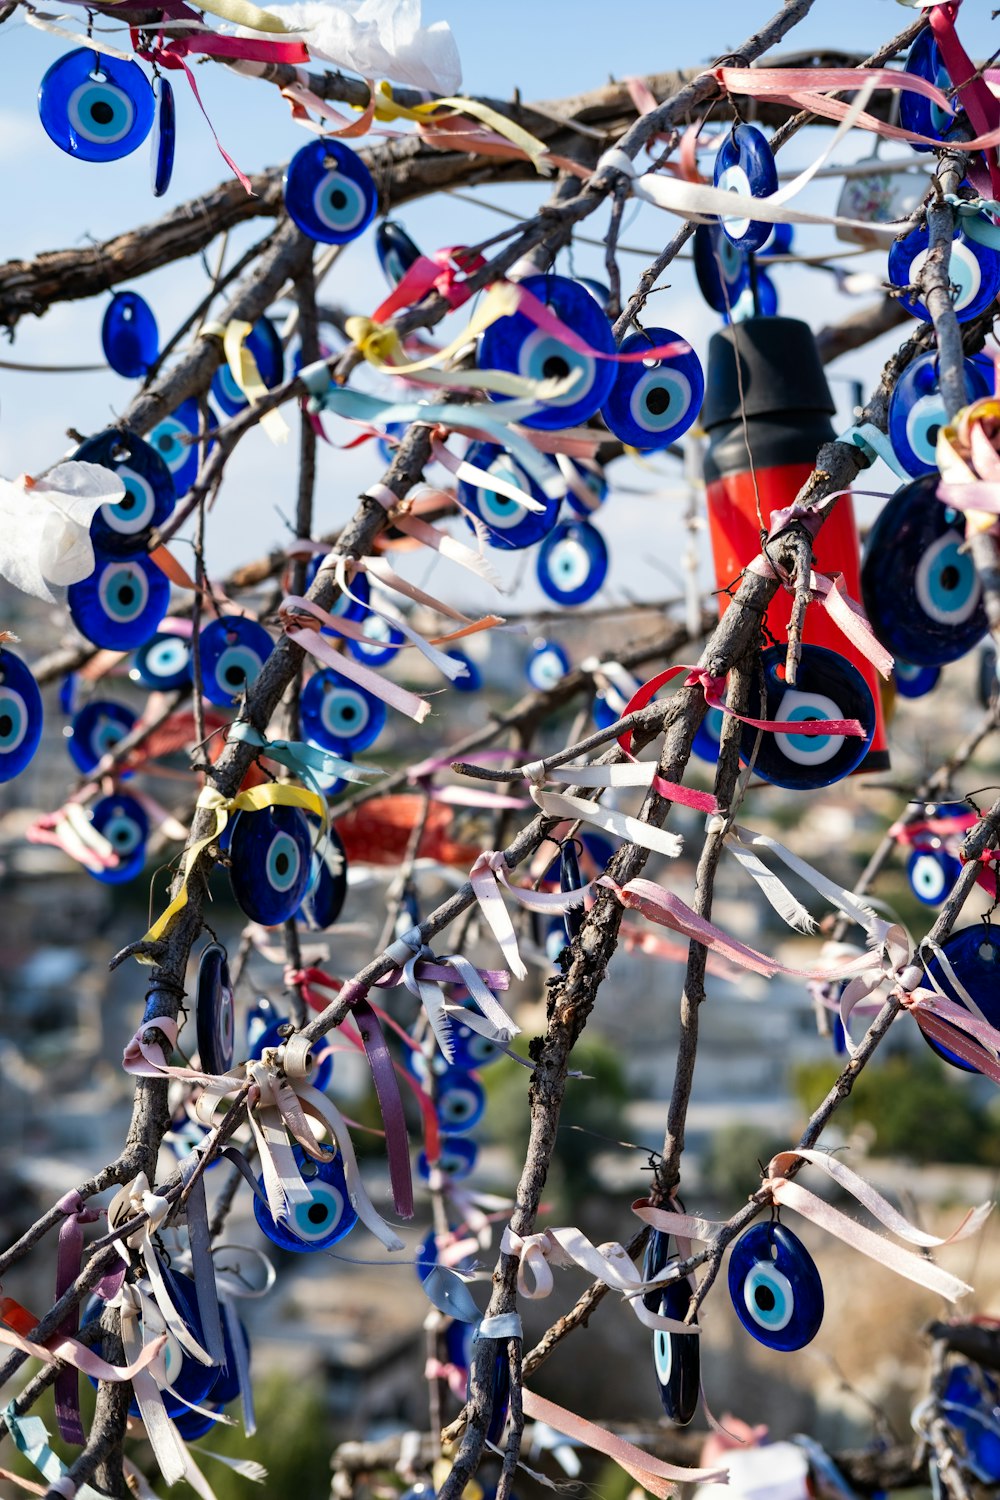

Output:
xmin=700 ymin=316 xmax=836 ymax=430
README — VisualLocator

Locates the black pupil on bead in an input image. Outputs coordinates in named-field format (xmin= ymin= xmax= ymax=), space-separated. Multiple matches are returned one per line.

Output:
xmin=121 ymin=494 xmax=137 ymax=511
xmin=645 ymin=386 xmax=670 ymax=416
xmin=275 ymin=852 xmax=289 ymax=876
xmin=307 ymin=1202 xmax=328 ymax=1225
xmin=90 ymin=100 xmax=114 ymax=124
xmin=341 ymin=704 xmax=356 ymax=721
xmin=119 ymin=584 xmax=135 ymax=606
xmin=114 ymin=828 xmax=131 ymax=846
xmin=927 ymin=423 xmax=940 ymax=447
xmin=940 ymin=565 xmax=960 ymax=592
xmin=543 ymin=356 xmax=570 ymax=381
xmin=330 ymin=188 xmax=347 ymax=210
xmin=754 ymin=1284 xmax=776 ymax=1312
xmin=158 ymin=435 xmax=172 ymax=452
xmin=225 ymin=666 xmax=245 ymax=685
xmin=0 ymin=714 xmax=11 ymax=737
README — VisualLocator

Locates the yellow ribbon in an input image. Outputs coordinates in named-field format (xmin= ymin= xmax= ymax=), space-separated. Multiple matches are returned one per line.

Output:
xmin=139 ymin=784 xmax=325 ymax=958
xmin=373 ymin=81 xmax=552 ymax=174
xmin=344 ymin=283 xmax=582 ymax=401
xmin=221 ymin=321 xmax=290 ymax=445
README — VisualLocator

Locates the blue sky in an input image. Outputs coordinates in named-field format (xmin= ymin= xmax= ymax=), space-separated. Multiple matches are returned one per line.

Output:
xmin=0 ymin=1 xmax=997 ymax=611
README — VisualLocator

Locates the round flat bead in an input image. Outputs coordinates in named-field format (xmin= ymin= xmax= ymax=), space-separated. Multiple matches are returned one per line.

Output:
xmin=38 ymin=49 xmax=154 ymax=163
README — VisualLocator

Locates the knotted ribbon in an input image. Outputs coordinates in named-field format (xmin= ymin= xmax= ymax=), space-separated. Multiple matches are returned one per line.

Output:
xmin=468 ymin=850 xmax=592 ymax=981
xmin=139 ymin=782 xmax=326 ymax=954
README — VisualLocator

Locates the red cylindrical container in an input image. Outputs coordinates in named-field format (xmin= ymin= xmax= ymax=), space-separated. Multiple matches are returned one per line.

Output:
xmin=701 ymin=316 xmax=889 ymax=772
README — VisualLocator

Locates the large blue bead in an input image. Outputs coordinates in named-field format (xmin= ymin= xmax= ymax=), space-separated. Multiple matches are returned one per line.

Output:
xmin=861 ymin=475 xmax=987 ymax=666
xmin=284 ymin=139 xmax=377 ymax=245
xmin=150 ymin=74 xmax=175 ymax=196
xmin=101 ymin=292 xmax=159 ymax=379
xmin=375 ymin=220 xmax=422 ymax=286
xmin=0 ymin=650 xmax=44 ymax=782
xmin=131 ymin=628 xmax=192 ymax=691
xmin=436 ymin=1068 xmax=485 ymax=1135
xmin=199 ymin=616 xmax=274 ymax=707
xmin=300 ymin=668 xmax=386 ymax=751
xmin=923 ymin=923 xmax=1000 ymax=1074
xmin=478 ymin=274 xmax=617 ymax=430
xmin=643 ymin=1229 xmax=699 ymax=1425
xmin=297 ymin=823 xmax=349 ymax=930
xmin=458 ymin=441 xmax=561 ymax=551
xmin=72 ymin=427 xmax=175 ymax=555
xmin=66 ymin=698 xmax=136 ymax=774
xmin=728 ymin=1221 xmax=823 ymax=1351
xmin=741 ymin=644 xmax=875 ymax=790
xmin=601 ymin=328 xmax=704 ymax=451
xmin=888 ymin=352 xmax=991 ymax=477
xmin=68 ymin=551 xmax=170 ymax=649
xmin=536 ymin=519 xmax=608 ymax=606
xmin=147 ymin=398 xmax=204 ymax=498
xmin=907 ymin=846 xmax=962 ymax=907
xmin=211 ymin=317 xmax=283 ymax=416
xmin=893 ymin=660 xmax=941 ymax=700
xmin=38 ymin=49 xmax=154 ymax=163
xmin=899 ymin=28 xmax=956 ymax=150
xmin=693 ymin=222 xmax=750 ymax=313
xmin=229 ymin=805 xmax=313 ymax=925
xmin=195 ymin=942 xmax=235 ymax=1074
xmin=889 ymin=223 xmax=1000 ymax=324
xmin=526 ymin=637 xmax=569 ymax=691
xmin=713 ymin=124 xmax=778 ymax=253
xmin=253 ymin=1143 xmax=358 ymax=1251
xmin=88 ymin=793 xmax=148 ymax=884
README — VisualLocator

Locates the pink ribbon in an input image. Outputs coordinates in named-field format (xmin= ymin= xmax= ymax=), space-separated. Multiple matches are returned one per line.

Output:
xmin=519 ymin=1388 xmax=727 ymax=1495
xmin=133 ymin=37 xmax=254 ymax=192
xmin=282 ymin=595 xmax=432 ymax=724
xmin=616 ymin=664 xmax=865 ymax=756
xmin=929 ymin=3 xmax=1000 ymax=200
xmin=53 ymin=1193 xmax=102 ymax=1445
xmin=372 ymin=246 xmax=487 ymax=321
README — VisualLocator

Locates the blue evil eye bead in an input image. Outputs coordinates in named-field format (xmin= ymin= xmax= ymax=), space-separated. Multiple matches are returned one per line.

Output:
xmin=601 ymin=328 xmax=704 ymax=451
xmin=298 ymin=824 xmax=349 ymax=931
xmin=759 ymin=222 xmax=793 ymax=257
xmin=907 ymin=846 xmax=961 ymax=907
xmin=447 ymin=653 xmax=481 ymax=693
xmin=196 ymin=942 xmax=235 ymax=1074
xmin=536 ymin=519 xmax=609 ymax=606
xmin=72 ymin=427 xmax=176 ymax=554
xmin=861 ymin=475 xmax=987 ymax=667
xmin=347 ymin=614 xmax=405 ymax=667
xmin=436 ymin=1069 xmax=485 ymax=1136
xmin=478 ymin=273 xmax=617 ymax=431
xmin=940 ymin=1364 xmax=1000 ymax=1483
xmin=899 ymin=29 xmax=956 ymax=150
xmin=164 ymin=1109 xmax=220 ymax=1169
xmin=68 ymin=551 xmax=170 ymax=650
xmin=642 ymin=1230 xmax=699 ymax=1425
xmin=0 ymin=650 xmax=43 ymax=783
xmin=254 ymin=1143 xmax=358 ymax=1251
xmin=148 ymin=398 xmax=203 ymax=497
xmin=560 ymin=840 xmax=583 ymax=943
xmin=131 ymin=628 xmax=192 ymax=691
xmin=728 ymin=1221 xmax=823 ymax=1352
xmin=211 ymin=316 xmax=283 ymax=416
xmin=101 ymin=292 xmax=158 ymax=379
xmin=692 ymin=705 xmax=725 ymax=764
xmin=38 ymin=49 xmax=154 ymax=163
xmin=577 ymin=278 xmax=612 ymax=313
xmin=729 ymin=266 xmax=779 ymax=322
xmin=564 ymin=461 xmax=608 ymax=517
xmin=888 ymin=223 xmax=1000 ymax=324
xmin=887 ymin=352 xmax=991 ymax=477
xmin=694 ymin=222 xmax=750 ymax=313
xmin=375 ymin=220 xmax=422 ymax=286
xmin=284 ymin=138 xmax=377 ymax=246
xmin=150 ymin=74 xmax=175 ymax=196
xmin=894 ymin=660 xmax=941 ymax=699
xmin=458 ymin=442 xmax=560 ymax=551
xmin=88 ymin=793 xmax=149 ymax=884
xmin=447 ymin=1011 xmax=503 ymax=1073
xmin=417 ymin=1136 xmax=478 ymax=1184
xmin=741 ymin=644 xmax=876 ymax=791
xmin=138 ymin=1271 xmax=217 ymax=1417
xmin=304 ymin=559 xmax=371 ymax=624
xmin=66 ymin=698 xmax=136 ymax=774
xmin=445 ymin=1319 xmax=476 ymax=1375
xmin=526 ymin=638 xmax=569 ymax=691
xmin=923 ymin=923 xmax=1000 ymax=1074
xmin=229 ymin=805 xmax=313 ymax=926
xmin=249 ymin=1012 xmax=333 ymax=1090
xmin=59 ymin=673 xmax=79 ymax=716
xmin=483 ymin=1338 xmax=510 ymax=1445
xmin=300 ymin=668 xmax=386 ymax=752
xmin=713 ymin=124 xmax=778 ymax=253
xmin=199 ymin=616 xmax=274 ymax=707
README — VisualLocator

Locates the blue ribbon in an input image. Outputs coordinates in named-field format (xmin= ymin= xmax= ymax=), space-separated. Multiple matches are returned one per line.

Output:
xmin=297 ymin=372 xmax=567 ymax=501
xmin=229 ymin=723 xmax=383 ymax=804
xmin=838 ymin=422 xmax=910 ymax=480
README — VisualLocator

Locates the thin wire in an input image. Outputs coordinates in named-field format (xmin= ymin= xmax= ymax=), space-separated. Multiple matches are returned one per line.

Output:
xmin=0 ymin=358 xmax=108 ymax=373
